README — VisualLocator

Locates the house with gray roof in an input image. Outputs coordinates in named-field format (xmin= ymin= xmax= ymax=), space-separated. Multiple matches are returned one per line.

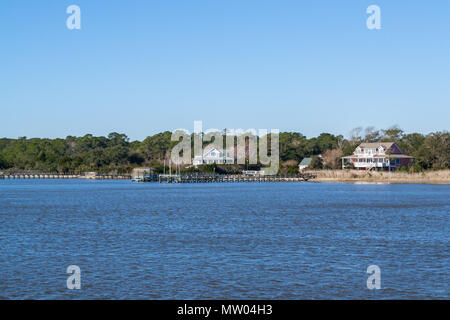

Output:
xmin=298 ymin=157 xmax=313 ymax=171
xmin=193 ymin=144 xmax=235 ymax=166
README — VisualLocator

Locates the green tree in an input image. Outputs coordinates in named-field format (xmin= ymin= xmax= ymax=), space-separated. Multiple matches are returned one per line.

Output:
xmin=310 ymin=156 xmax=323 ymax=169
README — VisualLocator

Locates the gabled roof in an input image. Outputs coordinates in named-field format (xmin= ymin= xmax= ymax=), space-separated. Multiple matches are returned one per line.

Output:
xmin=203 ymin=144 xmax=233 ymax=153
xmin=203 ymin=144 xmax=218 ymax=153
xmin=299 ymin=157 xmax=312 ymax=166
xmin=202 ymin=144 xmax=234 ymax=158
xmin=358 ymin=142 xmax=395 ymax=149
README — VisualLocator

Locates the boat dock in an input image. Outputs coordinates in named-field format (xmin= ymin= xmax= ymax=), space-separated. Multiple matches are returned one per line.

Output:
xmin=0 ymin=173 xmax=130 ymax=180
xmin=0 ymin=172 xmax=315 ymax=182
xmin=156 ymin=173 xmax=316 ymax=183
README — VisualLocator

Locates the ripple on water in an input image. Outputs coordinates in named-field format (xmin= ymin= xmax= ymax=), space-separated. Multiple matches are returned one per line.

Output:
xmin=0 ymin=180 xmax=448 ymax=299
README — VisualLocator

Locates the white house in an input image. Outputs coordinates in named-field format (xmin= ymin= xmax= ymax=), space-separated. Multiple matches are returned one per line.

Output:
xmin=341 ymin=142 xmax=414 ymax=171
xmin=193 ymin=144 xmax=235 ymax=166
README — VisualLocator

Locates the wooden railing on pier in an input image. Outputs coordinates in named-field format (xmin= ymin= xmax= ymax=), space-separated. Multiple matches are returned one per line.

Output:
xmin=157 ymin=173 xmax=316 ymax=183
xmin=0 ymin=173 xmax=130 ymax=180
xmin=0 ymin=172 xmax=316 ymax=182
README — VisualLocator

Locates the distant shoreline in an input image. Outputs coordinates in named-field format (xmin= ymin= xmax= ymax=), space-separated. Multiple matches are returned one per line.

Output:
xmin=1 ymin=170 xmax=450 ymax=185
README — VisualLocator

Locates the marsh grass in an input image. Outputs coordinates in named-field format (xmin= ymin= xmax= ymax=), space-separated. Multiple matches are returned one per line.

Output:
xmin=309 ymin=169 xmax=450 ymax=183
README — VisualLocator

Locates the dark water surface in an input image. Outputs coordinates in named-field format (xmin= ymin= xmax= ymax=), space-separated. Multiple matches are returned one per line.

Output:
xmin=0 ymin=180 xmax=448 ymax=299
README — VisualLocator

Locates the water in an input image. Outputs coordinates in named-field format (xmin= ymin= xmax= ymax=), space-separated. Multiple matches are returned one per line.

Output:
xmin=0 ymin=180 xmax=448 ymax=299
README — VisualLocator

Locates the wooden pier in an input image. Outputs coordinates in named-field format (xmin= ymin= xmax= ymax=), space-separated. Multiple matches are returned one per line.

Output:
xmin=0 ymin=172 xmax=315 ymax=183
xmin=157 ymin=173 xmax=316 ymax=183
xmin=0 ymin=173 xmax=130 ymax=180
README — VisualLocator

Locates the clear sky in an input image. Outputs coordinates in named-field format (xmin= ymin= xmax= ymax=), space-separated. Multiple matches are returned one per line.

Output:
xmin=1 ymin=0 xmax=449 ymax=140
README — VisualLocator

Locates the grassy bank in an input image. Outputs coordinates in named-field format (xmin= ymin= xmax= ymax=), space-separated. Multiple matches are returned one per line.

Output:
xmin=308 ymin=169 xmax=450 ymax=184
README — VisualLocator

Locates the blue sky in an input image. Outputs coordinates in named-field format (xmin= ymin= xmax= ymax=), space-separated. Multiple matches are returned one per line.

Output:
xmin=1 ymin=0 xmax=449 ymax=140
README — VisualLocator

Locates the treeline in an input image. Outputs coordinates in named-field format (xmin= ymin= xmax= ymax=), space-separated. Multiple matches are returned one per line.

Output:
xmin=0 ymin=127 xmax=448 ymax=173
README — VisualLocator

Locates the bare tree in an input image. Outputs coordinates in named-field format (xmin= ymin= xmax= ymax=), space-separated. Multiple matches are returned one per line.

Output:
xmin=364 ymin=126 xmax=381 ymax=142
xmin=349 ymin=127 xmax=363 ymax=144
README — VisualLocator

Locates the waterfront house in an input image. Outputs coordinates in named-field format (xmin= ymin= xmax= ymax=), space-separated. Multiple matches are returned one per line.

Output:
xmin=298 ymin=158 xmax=312 ymax=171
xmin=193 ymin=144 xmax=235 ymax=166
xmin=341 ymin=142 xmax=414 ymax=171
